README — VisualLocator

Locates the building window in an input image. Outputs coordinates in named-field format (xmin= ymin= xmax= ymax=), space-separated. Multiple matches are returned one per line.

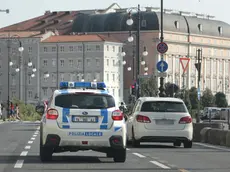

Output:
xmin=87 ymin=59 xmax=90 ymax=66
xmin=96 ymin=45 xmax=100 ymax=51
xmin=107 ymin=45 xmax=109 ymax=51
xmin=28 ymin=76 xmax=31 ymax=85
xmin=107 ymin=59 xmax=109 ymax=66
xmin=60 ymin=46 xmax=64 ymax=52
xmin=78 ymin=46 xmax=82 ymax=51
xmin=107 ymin=73 xmax=109 ymax=81
xmin=43 ymin=88 xmax=47 ymax=96
xmin=113 ymin=59 xmax=115 ymax=66
xmin=112 ymin=46 xmax=115 ymax=52
xmin=52 ymin=47 xmax=56 ymax=52
xmin=112 ymin=89 xmax=115 ymax=96
xmin=198 ymin=24 xmax=203 ymax=32
xmin=86 ymin=45 xmax=91 ymax=51
xmin=12 ymin=76 xmax=16 ymax=85
xmin=44 ymin=77 xmax=48 ymax=82
xmin=69 ymin=46 xmax=73 ymax=51
xmin=69 ymin=59 xmax=73 ymax=67
xmin=12 ymin=91 xmax=16 ymax=98
xmin=95 ymin=72 xmax=100 ymax=81
xmin=69 ymin=73 xmax=74 ymax=81
xmin=60 ymin=60 xmax=64 ymax=67
xmin=112 ymin=74 xmax=115 ymax=81
xmin=60 ymin=74 xmax=64 ymax=81
xmin=51 ymin=73 xmax=55 ymax=83
xmin=218 ymin=26 xmax=223 ymax=35
xmin=52 ymin=59 xmax=56 ymax=66
xmin=43 ymin=60 xmax=47 ymax=66
xmin=28 ymin=91 xmax=33 ymax=98
xmin=96 ymin=59 xmax=100 ymax=66
xmin=28 ymin=47 xmax=32 ymax=53
xmin=174 ymin=21 xmax=179 ymax=29
xmin=118 ymin=89 xmax=120 ymax=97
xmin=87 ymin=73 xmax=91 ymax=81
xmin=44 ymin=47 xmax=47 ymax=52
xmin=77 ymin=59 xmax=82 ymax=67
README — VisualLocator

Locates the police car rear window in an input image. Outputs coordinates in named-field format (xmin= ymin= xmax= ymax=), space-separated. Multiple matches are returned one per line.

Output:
xmin=141 ymin=101 xmax=188 ymax=113
xmin=55 ymin=93 xmax=115 ymax=109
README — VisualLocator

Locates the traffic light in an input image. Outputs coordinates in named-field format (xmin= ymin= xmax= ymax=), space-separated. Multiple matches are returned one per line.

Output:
xmin=131 ymin=83 xmax=136 ymax=95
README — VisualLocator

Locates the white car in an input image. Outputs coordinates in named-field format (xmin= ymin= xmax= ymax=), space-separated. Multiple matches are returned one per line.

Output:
xmin=126 ymin=97 xmax=193 ymax=148
xmin=38 ymin=81 xmax=127 ymax=162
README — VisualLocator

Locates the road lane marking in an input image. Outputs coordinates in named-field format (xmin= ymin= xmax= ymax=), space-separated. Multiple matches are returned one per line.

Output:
xmin=33 ymin=134 xmax=37 ymax=137
xmin=31 ymin=137 xmax=36 ymax=140
xmin=20 ymin=151 xmax=28 ymax=156
xmin=132 ymin=153 xmax=146 ymax=158
xmin=150 ymin=161 xmax=171 ymax=169
xmin=194 ymin=142 xmax=230 ymax=152
xmin=28 ymin=141 xmax=33 ymax=144
xmin=14 ymin=160 xmax=24 ymax=168
xmin=126 ymin=148 xmax=130 ymax=150
xmin=179 ymin=169 xmax=190 ymax=172
xmin=25 ymin=145 xmax=31 ymax=149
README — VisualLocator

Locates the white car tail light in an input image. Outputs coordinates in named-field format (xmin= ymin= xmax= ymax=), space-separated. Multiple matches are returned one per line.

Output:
xmin=46 ymin=109 xmax=59 ymax=120
xmin=112 ymin=110 xmax=123 ymax=121
xmin=136 ymin=115 xmax=151 ymax=123
xmin=179 ymin=116 xmax=192 ymax=124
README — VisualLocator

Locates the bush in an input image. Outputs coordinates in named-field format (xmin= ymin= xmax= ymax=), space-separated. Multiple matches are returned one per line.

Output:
xmin=12 ymin=98 xmax=41 ymax=121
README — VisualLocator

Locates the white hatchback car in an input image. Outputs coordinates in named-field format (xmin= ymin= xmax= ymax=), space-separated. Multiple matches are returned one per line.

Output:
xmin=37 ymin=81 xmax=127 ymax=162
xmin=127 ymin=97 xmax=193 ymax=148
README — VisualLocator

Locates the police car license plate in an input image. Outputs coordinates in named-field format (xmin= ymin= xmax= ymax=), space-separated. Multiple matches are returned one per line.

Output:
xmin=72 ymin=116 xmax=98 ymax=123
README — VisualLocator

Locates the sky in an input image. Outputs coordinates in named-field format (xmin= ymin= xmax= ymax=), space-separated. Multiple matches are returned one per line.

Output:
xmin=0 ymin=0 xmax=229 ymax=28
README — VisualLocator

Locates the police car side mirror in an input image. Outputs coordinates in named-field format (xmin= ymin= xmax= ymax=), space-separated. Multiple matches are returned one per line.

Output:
xmin=35 ymin=105 xmax=45 ymax=115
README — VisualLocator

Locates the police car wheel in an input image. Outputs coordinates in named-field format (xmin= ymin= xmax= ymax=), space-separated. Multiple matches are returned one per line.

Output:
xmin=40 ymin=146 xmax=53 ymax=162
xmin=106 ymin=152 xmax=113 ymax=158
xmin=113 ymin=148 xmax=126 ymax=162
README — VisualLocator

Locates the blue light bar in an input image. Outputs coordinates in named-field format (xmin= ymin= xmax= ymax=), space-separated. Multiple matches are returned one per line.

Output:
xmin=59 ymin=81 xmax=106 ymax=89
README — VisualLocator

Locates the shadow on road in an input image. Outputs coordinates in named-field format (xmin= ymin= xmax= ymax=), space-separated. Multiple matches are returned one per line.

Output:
xmin=127 ymin=144 xmax=176 ymax=149
xmin=12 ymin=129 xmax=38 ymax=131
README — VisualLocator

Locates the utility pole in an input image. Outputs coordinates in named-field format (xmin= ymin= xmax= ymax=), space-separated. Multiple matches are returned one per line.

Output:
xmin=195 ymin=49 xmax=202 ymax=123
xmin=158 ymin=0 xmax=166 ymax=97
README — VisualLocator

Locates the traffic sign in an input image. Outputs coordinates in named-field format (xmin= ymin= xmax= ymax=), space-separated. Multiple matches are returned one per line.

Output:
xmin=157 ymin=42 xmax=168 ymax=54
xmin=180 ymin=57 xmax=190 ymax=73
xmin=156 ymin=60 xmax=168 ymax=73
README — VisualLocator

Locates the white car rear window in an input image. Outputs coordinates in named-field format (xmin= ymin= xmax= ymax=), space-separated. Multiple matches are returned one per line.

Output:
xmin=141 ymin=101 xmax=188 ymax=113
xmin=55 ymin=93 xmax=115 ymax=109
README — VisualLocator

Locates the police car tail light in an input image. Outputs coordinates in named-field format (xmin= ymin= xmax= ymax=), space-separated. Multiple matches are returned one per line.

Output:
xmin=136 ymin=115 xmax=151 ymax=123
xmin=179 ymin=116 xmax=192 ymax=124
xmin=46 ymin=109 xmax=59 ymax=120
xmin=112 ymin=110 xmax=123 ymax=121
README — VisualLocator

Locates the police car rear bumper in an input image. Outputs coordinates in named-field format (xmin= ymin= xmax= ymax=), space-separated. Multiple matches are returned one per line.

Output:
xmin=43 ymin=127 xmax=125 ymax=148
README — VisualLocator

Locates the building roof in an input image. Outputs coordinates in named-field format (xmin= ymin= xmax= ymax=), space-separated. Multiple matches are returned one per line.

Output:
xmin=0 ymin=31 xmax=42 ymax=38
xmin=72 ymin=11 xmax=230 ymax=38
xmin=41 ymin=34 xmax=121 ymax=43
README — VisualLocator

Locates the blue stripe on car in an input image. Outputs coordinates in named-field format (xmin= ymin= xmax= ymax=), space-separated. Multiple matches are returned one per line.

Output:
xmin=62 ymin=108 xmax=70 ymax=128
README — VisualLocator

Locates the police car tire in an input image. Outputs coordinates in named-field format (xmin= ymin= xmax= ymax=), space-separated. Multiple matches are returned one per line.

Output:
xmin=113 ymin=149 xmax=126 ymax=162
xmin=106 ymin=152 xmax=113 ymax=158
xmin=183 ymin=140 xmax=192 ymax=148
xmin=40 ymin=146 xmax=53 ymax=162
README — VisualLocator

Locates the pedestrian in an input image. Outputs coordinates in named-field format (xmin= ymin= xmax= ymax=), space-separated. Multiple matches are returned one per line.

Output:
xmin=15 ymin=104 xmax=21 ymax=121
xmin=9 ymin=102 xmax=15 ymax=121
xmin=0 ymin=103 xmax=2 ymax=119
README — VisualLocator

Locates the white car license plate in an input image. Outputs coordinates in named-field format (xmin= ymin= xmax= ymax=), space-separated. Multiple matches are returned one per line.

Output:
xmin=155 ymin=119 xmax=174 ymax=125
xmin=72 ymin=116 xmax=98 ymax=123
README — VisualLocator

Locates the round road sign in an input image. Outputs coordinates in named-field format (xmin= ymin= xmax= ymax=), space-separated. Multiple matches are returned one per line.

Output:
xmin=157 ymin=42 xmax=168 ymax=54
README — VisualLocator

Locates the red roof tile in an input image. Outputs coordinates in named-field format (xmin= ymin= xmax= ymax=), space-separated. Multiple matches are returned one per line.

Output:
xmin=41 ymin=34 xmax=122 ymax=43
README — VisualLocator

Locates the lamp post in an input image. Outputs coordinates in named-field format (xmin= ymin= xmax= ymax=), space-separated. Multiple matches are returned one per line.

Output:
xmin=126 ymin=5 xmax=148 ymax=99
xmin=0 ymin=34 xmax=23 ymax=118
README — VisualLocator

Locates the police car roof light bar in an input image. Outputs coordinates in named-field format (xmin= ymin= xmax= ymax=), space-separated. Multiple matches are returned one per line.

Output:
xmin=59 ymin=81 xmax=106 ymax=90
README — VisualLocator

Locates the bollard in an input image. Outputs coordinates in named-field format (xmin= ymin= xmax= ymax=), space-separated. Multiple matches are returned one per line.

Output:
xmin=228 ymin=109 xmax=230 ymax=130
xmin=209 ymin=109 xmax=211 ymax=123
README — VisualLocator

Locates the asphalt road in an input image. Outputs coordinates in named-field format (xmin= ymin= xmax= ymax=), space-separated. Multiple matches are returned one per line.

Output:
xmin=1 ymin=121 xmax=230 ymax=172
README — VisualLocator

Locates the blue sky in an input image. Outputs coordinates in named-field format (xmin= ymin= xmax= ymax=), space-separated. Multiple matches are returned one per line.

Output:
xmin=0 ymin=0 xmax=229 ymax=28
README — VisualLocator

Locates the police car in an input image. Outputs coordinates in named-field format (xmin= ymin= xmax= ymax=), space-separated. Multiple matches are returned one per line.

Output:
xmin=38 ymin=81 xmax=127 ymax=162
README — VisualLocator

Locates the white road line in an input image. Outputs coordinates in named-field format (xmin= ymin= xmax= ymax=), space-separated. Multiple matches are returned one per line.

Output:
xmin=31 ymin=137 xmax=36 ymax=140
xmin=20 ymin=151 xmax=28 ymax=156
xmin=28 ymin=140 xmax=33 ymax=144
xmin=14 ymin=160 xmax=24 ymax=168
xmin=132 ymin=152 xmax=146 ymax=158
xmin=150 ymin=161 xmax=171 ymax=169
xmin=33 ymin=134 xmax=37 ymax=137
xmin=194 ymin=142 xmax=230 ymax=152
xmin=126 ymin=148 xmax=130 ymax=150
xmin=25 ymin=145 xmax=31 ymax=149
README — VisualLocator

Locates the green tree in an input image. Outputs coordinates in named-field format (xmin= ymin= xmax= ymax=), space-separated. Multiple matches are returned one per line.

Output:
xmin=201 ymin=88 xmax=214 ymax=107
xmin=140 ymin=76 xmax=158 ymax=97
xmin=189 ymin=87 xmax=198 ymax=109
xmin=175 ymin=89 xmax=191 ymax=111
xmin=214 ymin=92 xmax=228 ymax=107
xmin=164 ymin=82 xmax=179 ymax=97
